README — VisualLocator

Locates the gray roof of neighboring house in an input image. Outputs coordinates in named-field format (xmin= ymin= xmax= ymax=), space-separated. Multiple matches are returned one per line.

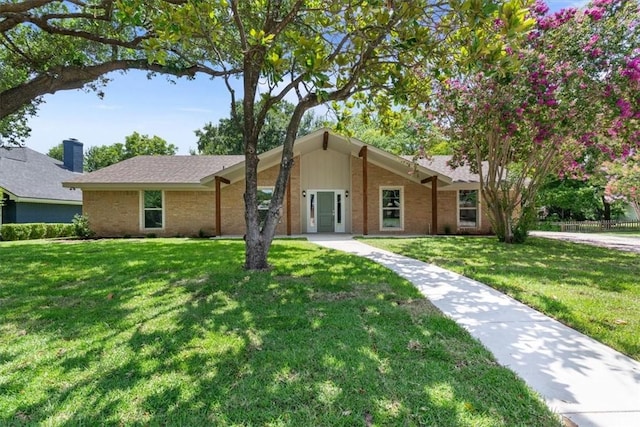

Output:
xmin=0 ymin=147 xmax=82 ymax=202
xmin=65 ymin=155 xmax=245 ymax=185
xmin=406 ymin=155 xmax=482 ymax=183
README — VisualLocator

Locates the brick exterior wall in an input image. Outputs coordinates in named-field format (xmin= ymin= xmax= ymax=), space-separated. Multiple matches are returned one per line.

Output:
xmin=350 ymin=158 xmax=490 ymax=235
xmin=83 ymin=153 xmax=490 ymax=237
xmin=351 ymin=159 xmax=432 ymax=234
xmin=83 ymin=190 xmax=140 ymax=237
xmin=165 ymin=191 xmax=216 ymax=236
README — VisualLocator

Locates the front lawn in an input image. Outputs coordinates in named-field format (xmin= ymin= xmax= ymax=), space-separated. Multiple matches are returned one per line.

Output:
xmin=362 ymin=237 xmax=640 ymax=361
xmin=0 ymin=239 xmax=559 ymax=426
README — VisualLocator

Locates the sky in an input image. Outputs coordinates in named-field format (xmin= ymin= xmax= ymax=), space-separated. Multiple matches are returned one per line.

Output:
xmin=22 ymin=0 xmax=589 ymax=156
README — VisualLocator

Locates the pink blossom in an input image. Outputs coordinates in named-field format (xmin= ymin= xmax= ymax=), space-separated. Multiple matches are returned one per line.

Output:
xmin=621 ymin=57 xmax=640 ymax=84
xmin=616 ymin=98 xmax=633 ymax=118
xmin=533 ymin=0 xmax=549 ymax=16
xmin=589 ymin=48 xmax=603 ymax=58
xmin=585 ymin=7 xmax=605 ymax=21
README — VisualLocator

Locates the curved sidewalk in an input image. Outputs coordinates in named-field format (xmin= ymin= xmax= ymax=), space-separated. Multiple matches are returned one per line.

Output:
xmin=308 ymin=235 xmax=640 ymax=427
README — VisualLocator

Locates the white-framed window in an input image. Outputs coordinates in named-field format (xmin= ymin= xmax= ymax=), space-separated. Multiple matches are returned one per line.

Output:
xmin=380 ymin=187 xmax=403 ymax=230
xmin=257 ymin=187 xmax=274 ymax=229
xmin=458 ymin=189 xmax=479 ymax=228
xmin=141 ymin=190 xmax=164 ymax=230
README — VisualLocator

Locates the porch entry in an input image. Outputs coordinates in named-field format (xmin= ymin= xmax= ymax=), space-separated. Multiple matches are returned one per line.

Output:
xmin=306 ymin=189 xmax=346 ymax=233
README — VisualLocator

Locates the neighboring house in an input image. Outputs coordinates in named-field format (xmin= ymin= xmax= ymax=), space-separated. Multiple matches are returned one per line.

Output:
xmin=1 ymin=139 xmax=84 ymax=224
xmin=63 ymin=129 xmax=490 ymax=237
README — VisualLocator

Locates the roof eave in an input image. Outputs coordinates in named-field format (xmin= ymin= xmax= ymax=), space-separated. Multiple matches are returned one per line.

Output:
xmin=62 ymin=182 xmax=212 ymax=191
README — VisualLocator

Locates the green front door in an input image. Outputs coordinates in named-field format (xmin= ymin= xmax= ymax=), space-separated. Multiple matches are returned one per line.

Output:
xmin=317 ymin=191 xmax=335 ymax=232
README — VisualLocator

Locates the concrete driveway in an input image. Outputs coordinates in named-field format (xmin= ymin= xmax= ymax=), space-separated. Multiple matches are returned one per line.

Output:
xmin=530 ymin=231 xmax=640 ymax=254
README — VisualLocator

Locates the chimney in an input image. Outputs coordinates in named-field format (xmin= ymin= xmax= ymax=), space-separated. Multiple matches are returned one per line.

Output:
xmin=63 ymin=138 xmax=83 ymax=173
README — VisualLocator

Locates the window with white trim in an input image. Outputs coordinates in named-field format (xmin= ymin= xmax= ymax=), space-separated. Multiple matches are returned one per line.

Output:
xmin=458 ymin=190 xmax=478 ymax=228
xmin=143 ymin=190 xmax=163 ymax=229
xmin=380 ymin=187 xmax=403 ymax=230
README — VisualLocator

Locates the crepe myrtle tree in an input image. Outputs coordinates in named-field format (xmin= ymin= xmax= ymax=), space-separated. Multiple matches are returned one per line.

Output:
xmin=133 ymin=0 xmax=533 ymax=269
xmin=426 ymin=0 xmax=640 ymax=243
xmin=0 ymin=0 xmax=238 ymax=146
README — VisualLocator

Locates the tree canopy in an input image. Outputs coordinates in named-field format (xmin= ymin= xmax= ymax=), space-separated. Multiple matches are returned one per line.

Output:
xmin=48 ymin=132 xmax=177 ymax=171
xmin=129 ymin=0 xmax=532 ymax=269
xmin=0 ymin=0 xmax=237 ymax=146
xmin=192 ymin=100 xmax=321 ymax=155
xmin=426 ymin=0 xmax=640 ymax=242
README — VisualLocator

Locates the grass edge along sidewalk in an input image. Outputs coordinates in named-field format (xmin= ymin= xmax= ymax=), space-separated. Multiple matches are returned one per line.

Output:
xmin=0 ymin=238 xmax=560 ymax=426
xmin=362 ymin=236 xmax=640 ymax=362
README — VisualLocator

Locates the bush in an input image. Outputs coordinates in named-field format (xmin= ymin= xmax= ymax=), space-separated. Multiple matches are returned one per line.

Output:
xmin=0 ymin=222 xmax=79 ymax=241
xmin=0 ymin=225 xmax=30 ymax=241
xmin=29 ymin=223 xmax=47 ymax=240
xmin=72 ymin=214 xmax=95 ymax=239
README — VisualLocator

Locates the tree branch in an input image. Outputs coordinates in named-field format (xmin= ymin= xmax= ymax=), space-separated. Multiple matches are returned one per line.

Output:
xmin=1 ymin=60 xmax=239 ymax=118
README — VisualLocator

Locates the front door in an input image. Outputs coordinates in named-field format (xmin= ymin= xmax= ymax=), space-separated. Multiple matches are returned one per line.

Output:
xmin=317 ymin=191 xmax=335 ymax=232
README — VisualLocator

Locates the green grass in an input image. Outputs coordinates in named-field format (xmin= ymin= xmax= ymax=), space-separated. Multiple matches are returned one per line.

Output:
xmin=0 ymin=239 xmax=560 ymax=426
xmin=362 ymin=236 xmax=640 ymax=361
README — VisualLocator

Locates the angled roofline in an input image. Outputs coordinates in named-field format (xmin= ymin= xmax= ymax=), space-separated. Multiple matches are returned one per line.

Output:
xmin=1 ymin=187 xmax=82 ymax=205
xmin=200 ymin=128 xmax=452 ymax=187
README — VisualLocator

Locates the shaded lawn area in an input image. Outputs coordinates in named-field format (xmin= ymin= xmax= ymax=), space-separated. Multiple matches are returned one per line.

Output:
xmin=362 ymin=237 xmax=640 ymax=361
xmin=0 ymin=239 xmax=560 ymax=426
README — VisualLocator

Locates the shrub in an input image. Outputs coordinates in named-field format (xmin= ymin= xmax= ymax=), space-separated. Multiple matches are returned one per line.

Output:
xmin=72 ymin=214 xmax=95 ymax=239
xmin=29 ymin=223 xmax=47 ymax=240
xmin=0 ymin=224 xmax=30 ymax=241
xmin=59 ymin=224 xmax=75 ymax=237
xmin=0 ymin=223 xmax=80 ymax=241
xmin=45 ymin=223 xmax=62 ymax=238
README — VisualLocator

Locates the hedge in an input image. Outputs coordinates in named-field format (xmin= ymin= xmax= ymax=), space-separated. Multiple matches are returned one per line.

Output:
xmin=0 ymin=223 xmax=76 ymax=241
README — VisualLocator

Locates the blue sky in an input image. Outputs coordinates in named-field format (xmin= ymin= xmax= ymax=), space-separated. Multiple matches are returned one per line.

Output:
xmin=24 ymin=0 xmax=589 ymax=155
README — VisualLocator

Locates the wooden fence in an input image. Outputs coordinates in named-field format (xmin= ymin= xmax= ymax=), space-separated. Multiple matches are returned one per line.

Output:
xmin=558 ymin=220 xmax=640 ymax=233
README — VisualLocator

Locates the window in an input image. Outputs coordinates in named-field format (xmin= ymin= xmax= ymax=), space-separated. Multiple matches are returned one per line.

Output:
xmin=380 ymin=187 xmax=403 ymax=230
xmin=143 ymin=190 xmax=163 ymax=229
xmin=257 ymin=187 xmax=273 ymax=229
xmin=459 ymin=190 xmax=478 ymax=228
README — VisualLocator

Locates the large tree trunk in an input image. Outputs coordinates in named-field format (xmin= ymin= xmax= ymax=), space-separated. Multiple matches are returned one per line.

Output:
xmin=243 ymin=99 xmax=309 ymax=270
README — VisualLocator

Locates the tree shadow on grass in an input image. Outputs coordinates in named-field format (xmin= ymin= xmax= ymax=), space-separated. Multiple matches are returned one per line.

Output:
xmin=380 ymin=236 xmax=640 ymax=359
xmin=0 ymin=239 xmax=559 ymax=426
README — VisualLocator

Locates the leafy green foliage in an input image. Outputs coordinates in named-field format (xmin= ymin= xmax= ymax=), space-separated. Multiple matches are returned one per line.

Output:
xmin=85 ymin=132 xmax=177 ymax=171
xmin=426 ymin=0 xmax=640 ymax=243
xmin=0 ymin=1 xmax=237 ymax=144
xmin=365 ymin=237 xmax=640 ymax=360
xmin=0 ymin=223 xmax=75 ymax=241
xmin=72 ymin=214 xmax=95 ymax=239
xmin=46 ymin=143 xmax=64 ymax=161
xmin=192 ymin=101 xmax=321 ymax=155
xmin=537 ymin=177 xmax=625 ymax=221
xmin=0 ymin=239 xmax=560 ymax=425
xmin=135 ymin=0 xmax=527 ymax=269
xmin=347 ymin=113 xmax=452 ymax=156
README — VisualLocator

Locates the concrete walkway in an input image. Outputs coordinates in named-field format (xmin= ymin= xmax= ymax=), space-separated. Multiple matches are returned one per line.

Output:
xmin=308 ymin=234 xmax=640 ymax=427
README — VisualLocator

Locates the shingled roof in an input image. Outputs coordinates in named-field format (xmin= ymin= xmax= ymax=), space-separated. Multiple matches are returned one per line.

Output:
xmin=64 ymin=155 xmax=244 ymax=187
xmin=405 ymin=155 xmax=482 ymax=183
xmin=0 ymin=147 xmax=82 ymax=202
